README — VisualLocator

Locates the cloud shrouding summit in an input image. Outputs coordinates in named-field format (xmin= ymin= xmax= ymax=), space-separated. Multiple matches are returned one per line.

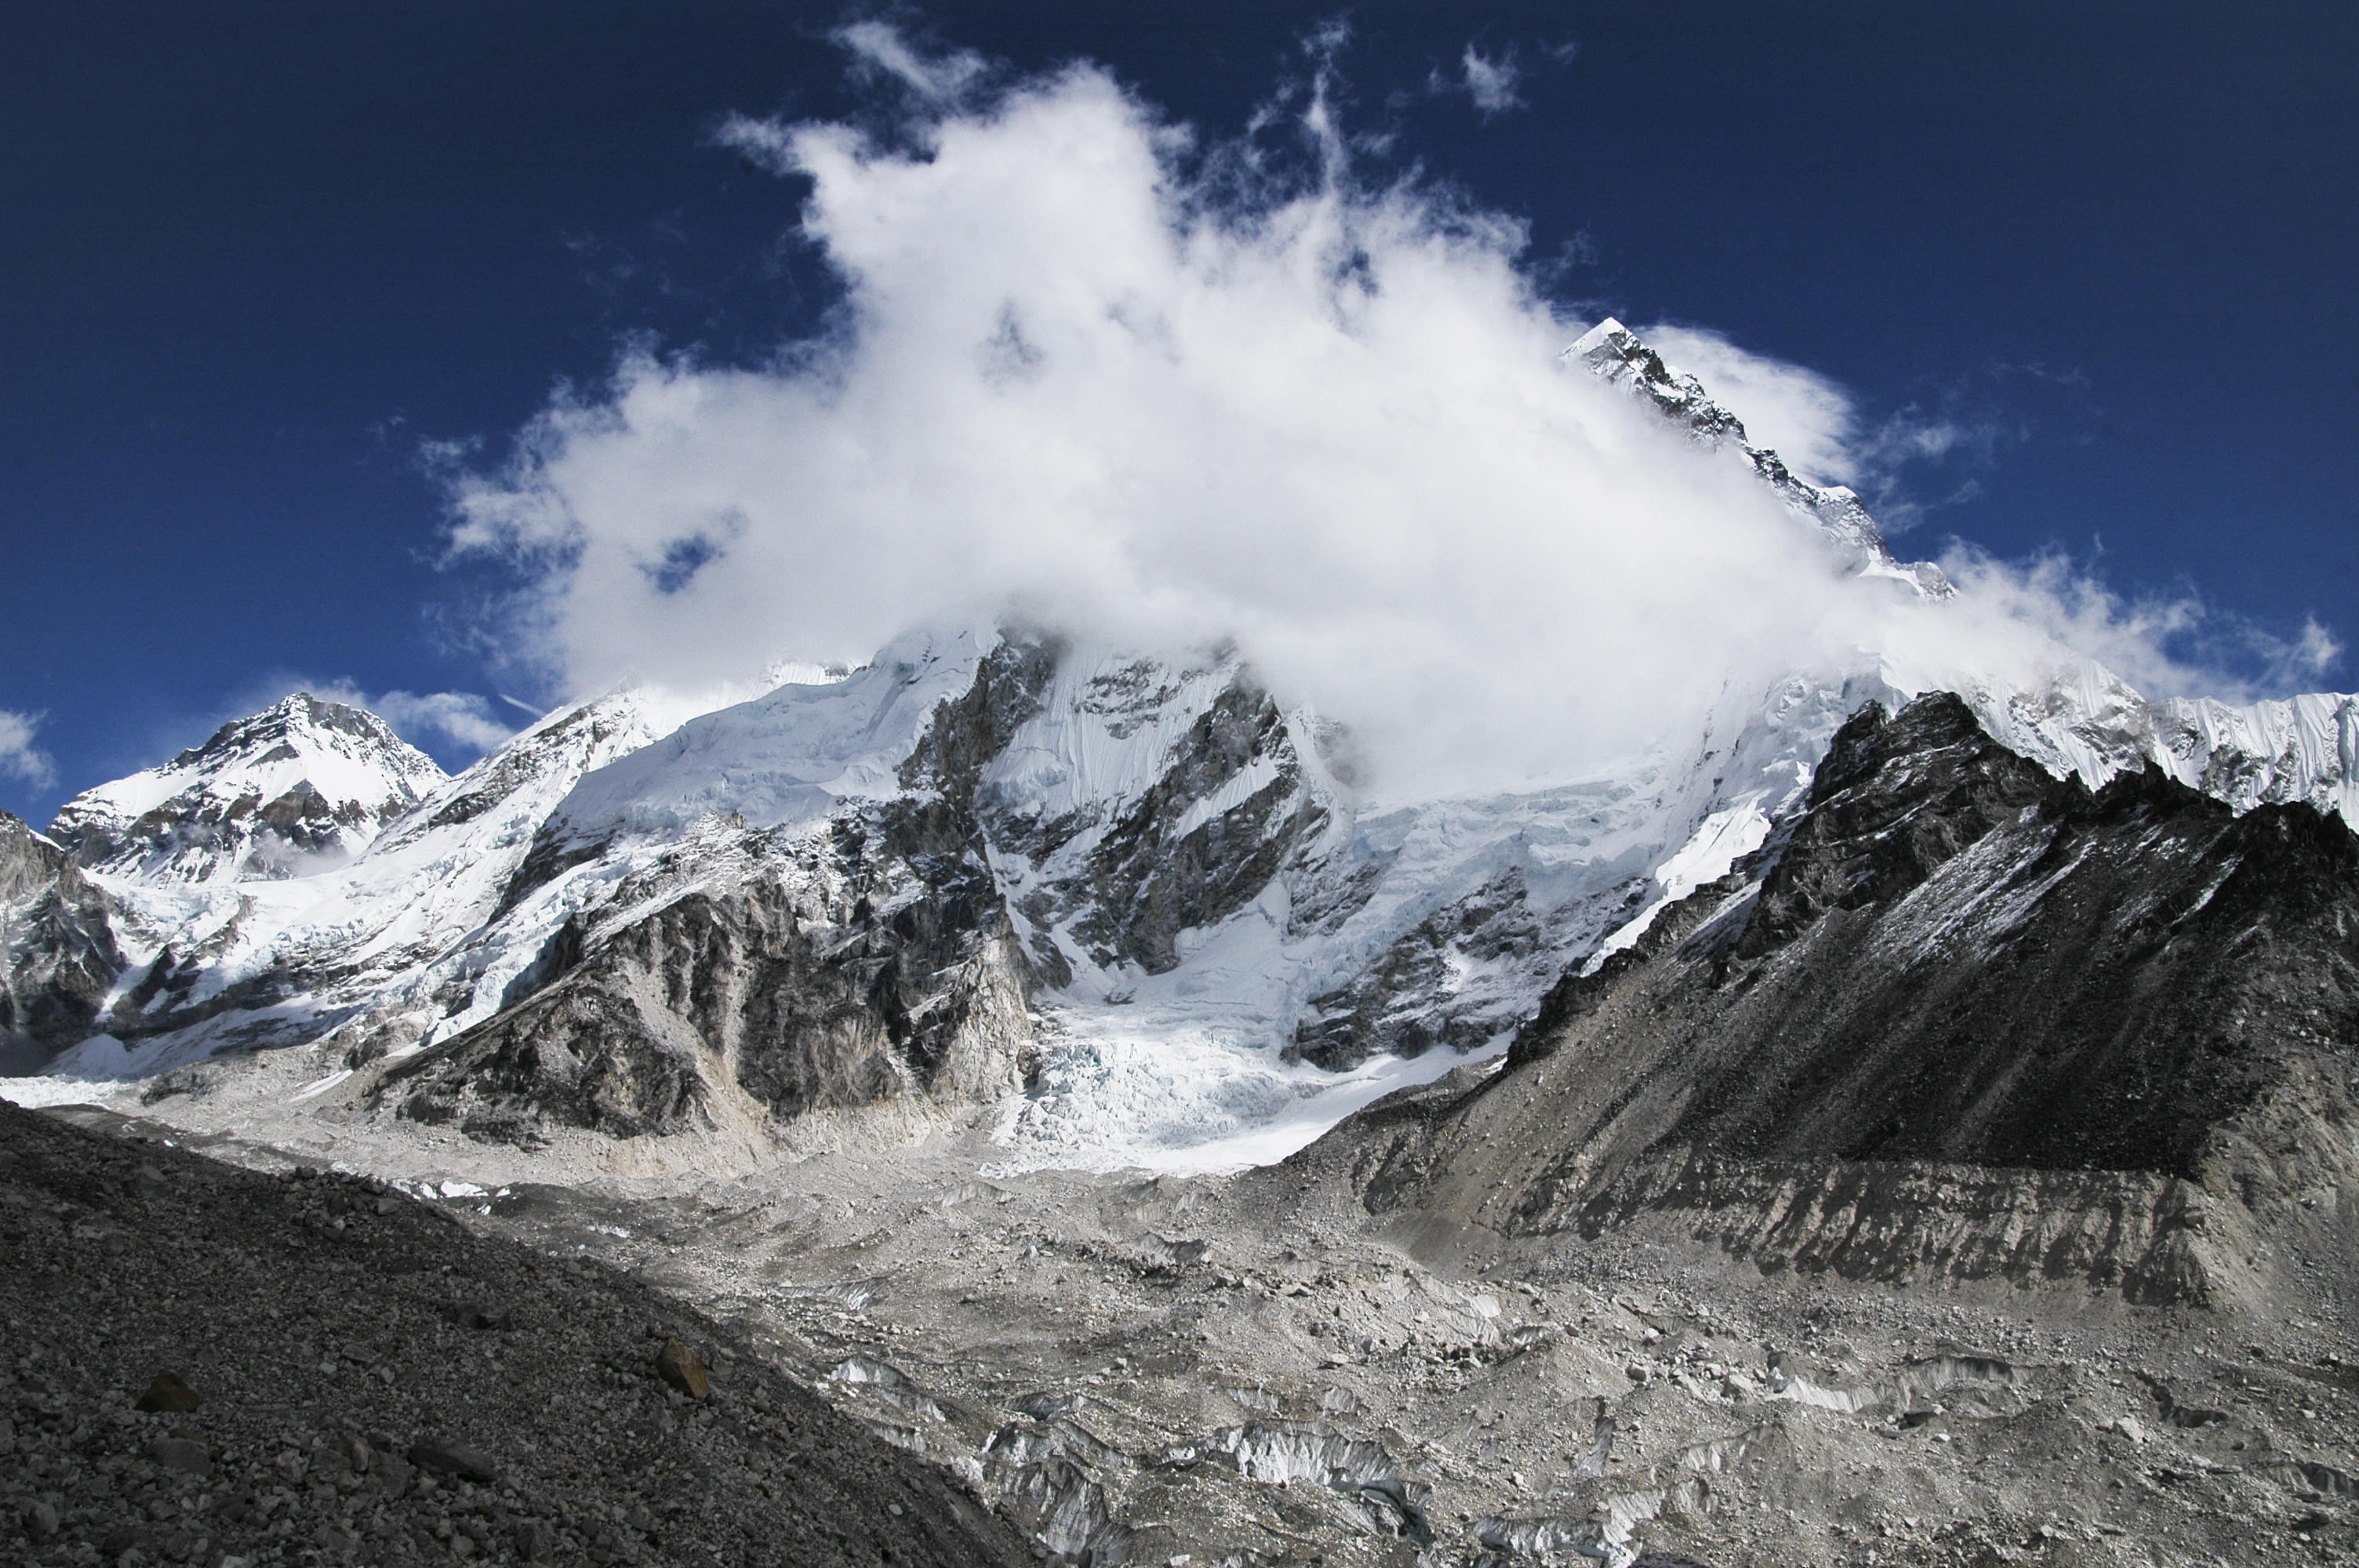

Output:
xmin=446 ymin=36 xmax=2326 ymax=800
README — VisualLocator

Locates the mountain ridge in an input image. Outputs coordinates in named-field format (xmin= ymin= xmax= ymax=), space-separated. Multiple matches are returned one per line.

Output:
xmin=1294 ymin=690 xmax=2359 ymax=1311
xmin=47 ymin=692 xmax=446 ymax=885
xmin=5 ymin=322 xmax=2354 ymax=1182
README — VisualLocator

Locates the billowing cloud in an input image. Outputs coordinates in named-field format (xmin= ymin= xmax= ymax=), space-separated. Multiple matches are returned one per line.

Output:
xmin=0 ymin=709 xmax=56 ymax=790
xmin=444 ymin=34 xmax=2328 ymax=800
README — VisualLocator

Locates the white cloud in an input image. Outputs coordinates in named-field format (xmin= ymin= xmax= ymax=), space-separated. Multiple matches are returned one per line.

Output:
xmin=355 ymin=689 xmax=515 ymax=756
xmin=2274 ymin=618 xmax=2344 ymax=684
xmin=1457 ymin=46 xmax=1525 ymax=116
xmin=0 ymin=710 xmax=56 ymax=791
xmin=444 ymin=32 xmax=2323 ymax=800
xmin=1428 ymin=45 xmax=1526 ymax=118
xmin=834 ymin=20 xmax=987 ymax=103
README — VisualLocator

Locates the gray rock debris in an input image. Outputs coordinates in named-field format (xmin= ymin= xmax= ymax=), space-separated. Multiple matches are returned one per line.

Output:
xmin=0 ymin=1098 xmax=1029 ymax=1568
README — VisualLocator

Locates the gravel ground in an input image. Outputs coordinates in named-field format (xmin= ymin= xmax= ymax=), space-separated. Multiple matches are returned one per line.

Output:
xmin=10 ymin=1086 xmax=2357 ymax=1568
xmin=0 ymin=1099 xmax=1028 ymax=1568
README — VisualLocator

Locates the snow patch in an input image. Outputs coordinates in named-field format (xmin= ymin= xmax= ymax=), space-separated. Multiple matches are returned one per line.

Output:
xmin=1583 ymin=803 xmax=1773 ymax=975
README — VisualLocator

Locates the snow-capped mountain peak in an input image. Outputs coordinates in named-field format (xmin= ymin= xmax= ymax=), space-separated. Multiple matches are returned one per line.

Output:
xmin=1569 ymin=318 xmax=1952 ymax=598
xmin=47 ymin=692 xmax=447 ymax=885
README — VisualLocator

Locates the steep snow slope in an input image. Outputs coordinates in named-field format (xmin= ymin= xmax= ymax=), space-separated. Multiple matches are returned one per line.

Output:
xmin=535 ymin=628 xmax=991 ymax=846
xmin=48 ymin=694 xmax=445 ymax=884
xmin=35 ymin=689 xmax=677 ymax=1078
xmin=2151 ymin=690 xmax=2359 ymax=818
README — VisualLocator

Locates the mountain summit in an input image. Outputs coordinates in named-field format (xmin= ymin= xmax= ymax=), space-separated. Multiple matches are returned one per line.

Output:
xmin=1571 ymin=318 xmax=1953 ymax=597
xmin=46 ymin=692 xmax=445 ymax=884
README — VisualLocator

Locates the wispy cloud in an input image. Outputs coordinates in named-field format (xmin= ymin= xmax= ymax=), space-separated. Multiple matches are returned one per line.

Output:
xmin=1459 ymin=45 xmax=1525 ymax=115
xmin=1430 ymin=43 xmax=1527 ymax=118
xmin=1934 ymin=546 xmax=2341 ymax=702
xmin=833 ymin=20 xmax=987 ymax=104
xmin=349 ymin=688 xmax=516 ymax=755
xmin=0 ymin=710 xmax=56 ymax=791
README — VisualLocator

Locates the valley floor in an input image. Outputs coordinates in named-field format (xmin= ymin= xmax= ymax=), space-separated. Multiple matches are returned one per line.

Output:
xmin=13 ymin=1074 xmax=2357 ymax=1568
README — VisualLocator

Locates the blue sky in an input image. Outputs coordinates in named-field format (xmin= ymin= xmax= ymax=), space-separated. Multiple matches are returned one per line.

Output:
xmin=3 ymin=2 xmax=2354 ymax=823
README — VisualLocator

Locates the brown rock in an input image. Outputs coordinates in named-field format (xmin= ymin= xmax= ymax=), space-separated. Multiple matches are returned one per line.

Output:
xmin=654 ymin=1337 xmax=711 ymax=1399
xmin=134 ymin=1371 xmax=201 ymax=1414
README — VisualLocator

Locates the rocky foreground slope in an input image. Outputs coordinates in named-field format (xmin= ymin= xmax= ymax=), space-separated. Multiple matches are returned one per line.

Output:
xmin=0 ymin=1098 xmax=1027 ymax=1568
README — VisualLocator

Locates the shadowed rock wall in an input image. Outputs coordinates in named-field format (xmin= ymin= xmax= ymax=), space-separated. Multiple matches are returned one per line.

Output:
xmin=1313 ymin=694 xmax=2359 ymax=1306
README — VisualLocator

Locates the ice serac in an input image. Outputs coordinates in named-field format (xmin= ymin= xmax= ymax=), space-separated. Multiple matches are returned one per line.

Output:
xmin=2150 ymin=690 xmax=2359 ymax=822
xmin=1313 ymin=693 xmax=2359 ymax=1308
xmin=48 ymin=693 xmax=446 ymax=884
xmin=1569 ymin=318 xmax=1953 ymax=598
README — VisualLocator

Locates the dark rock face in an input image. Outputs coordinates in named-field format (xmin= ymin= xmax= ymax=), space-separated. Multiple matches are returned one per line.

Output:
xmin=1289 ymin=869 xmax=1546 ymax=1069
xmin=982 ymin=656 xmax=1329 ymax=978
xmin=1729 ymin=692 xmax=2058 ymax=956
xmin=0 ymin=811 xmax=124 ymax=1067
xmin=1558 ymin=695 xmax=2359 ymax=1180
xmin=381 ymin=811 xmax=1034 ymax=1142
xmin=900 ymin=632 xmax=1065 ymax=809
xmin=1058 ymin=680 xmax=1322 ymax=976
xmin=1323 ymin=693 xmax=2359 ymax=1306
xmin=380 ymin=635 xmax=1343 ymax=1142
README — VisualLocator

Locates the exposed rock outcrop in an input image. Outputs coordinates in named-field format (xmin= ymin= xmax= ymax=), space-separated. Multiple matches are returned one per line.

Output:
xmin=0 ymin=1098 xmax=1031 ymax=1568
xmin=0 ymin=811 xmax=125 ymax=1068
xmin=380 ymin=800 xmax=1036 ymax=1142
xmin=1320 ymin=693 xmax=2359 ymax=1307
